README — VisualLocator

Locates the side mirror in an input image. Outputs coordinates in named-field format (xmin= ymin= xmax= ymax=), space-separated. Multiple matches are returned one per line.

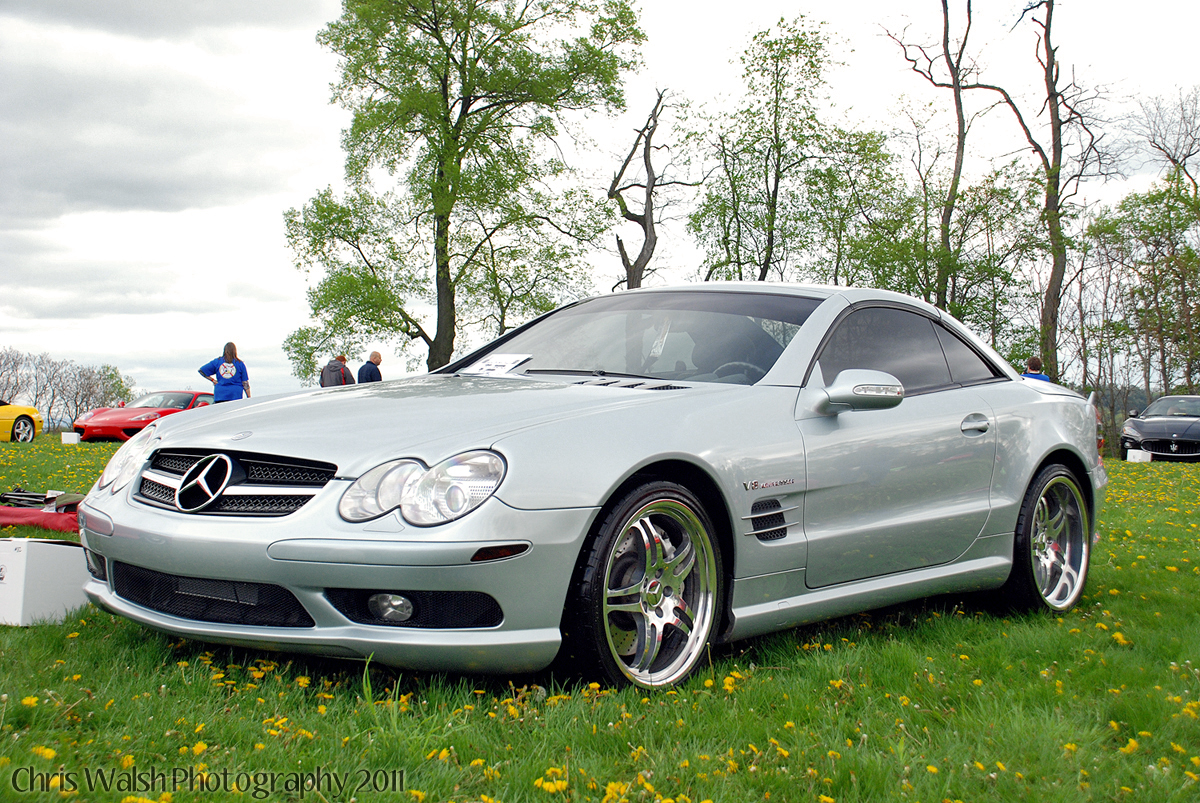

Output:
xmin=1128 ymin=409 xmax=1139 ymax=418
xmin=817 ymin=369 xmax=905 ymax=416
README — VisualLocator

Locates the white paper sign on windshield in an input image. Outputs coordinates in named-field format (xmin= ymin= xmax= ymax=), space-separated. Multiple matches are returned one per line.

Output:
xmin=460 ymin=354 xmax=533 ymax=376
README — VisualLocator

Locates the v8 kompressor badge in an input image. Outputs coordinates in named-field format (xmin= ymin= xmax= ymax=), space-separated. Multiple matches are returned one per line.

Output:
xmin=743 ymin=478 xmax=796 ymax=491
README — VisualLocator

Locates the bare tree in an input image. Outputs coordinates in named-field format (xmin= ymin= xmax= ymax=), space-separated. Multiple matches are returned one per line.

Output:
xmin=894 ymin=0 xmax=1115 ymax=381
xmin=888 ymin=0 xmax=984 ymax=310
xmin=973 ymin=0 xmax=1116 ymax=381
xmin=607 ymin=89 xmax=696 ymax=290
xmin=0 ymin=347 xmax=25 ymax=402
xmin=1132 ymin=86 xmax=1200 ymax=195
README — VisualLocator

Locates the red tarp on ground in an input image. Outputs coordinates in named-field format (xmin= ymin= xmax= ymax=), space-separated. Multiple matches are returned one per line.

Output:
xmin=0 ymin=508 xmax=79 ymax=533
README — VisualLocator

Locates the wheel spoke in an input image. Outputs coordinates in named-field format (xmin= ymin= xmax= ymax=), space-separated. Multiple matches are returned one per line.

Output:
xmin=1043 ymin=500 xmax=1068 ymax=543
xmin=629 ymin=516 xmax=668 ymax=576
xmin=629 ymin=622 xmax=663 ymax=673
xmin=665 ymin=536 xmax=695 ymax=585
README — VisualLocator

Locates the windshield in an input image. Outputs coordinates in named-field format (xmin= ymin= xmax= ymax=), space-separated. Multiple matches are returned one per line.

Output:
xmin=130 ymin=393 xmax=195 ymax=410
xmin=460 ymin=291 xmax=821 ymax=385
xmin=1143 ymin=397 xmax=1200 ymax=417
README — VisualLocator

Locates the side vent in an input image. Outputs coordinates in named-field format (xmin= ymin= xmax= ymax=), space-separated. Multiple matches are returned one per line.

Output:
xmin=744 ymin=498 xmax=793 ymax=541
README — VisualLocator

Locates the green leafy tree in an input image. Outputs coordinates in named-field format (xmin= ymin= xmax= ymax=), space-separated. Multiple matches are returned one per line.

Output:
xmin=686 ymin=17 xmax=829 ymax=282
xmin=286 ymin=0 xmax=643 ymax=378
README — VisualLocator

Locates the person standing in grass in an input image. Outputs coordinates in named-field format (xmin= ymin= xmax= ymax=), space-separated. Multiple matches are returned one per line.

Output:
xmin=199 ymin=342 xmax=250 ymax=402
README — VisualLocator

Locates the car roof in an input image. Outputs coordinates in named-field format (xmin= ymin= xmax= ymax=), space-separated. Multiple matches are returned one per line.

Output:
xmin=623 ymin=282 xmax=941 ymax=313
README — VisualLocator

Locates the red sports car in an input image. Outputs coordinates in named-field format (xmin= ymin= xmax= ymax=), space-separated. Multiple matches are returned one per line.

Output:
xmin=74 ymin=391 xmax=213 ymax=442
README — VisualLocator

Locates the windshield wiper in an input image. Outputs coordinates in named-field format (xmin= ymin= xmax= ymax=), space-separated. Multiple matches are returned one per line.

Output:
xmin=523 ymin=369 xmax=661 ymax=381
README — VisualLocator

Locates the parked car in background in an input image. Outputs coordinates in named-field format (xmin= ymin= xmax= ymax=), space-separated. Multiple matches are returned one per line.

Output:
xmin=1118 ymin=394 xmax=1200 ymax=461
xmin=79 ymin=284 xmax=1106 ymax=690
xmin=74 ymin=391 xmax=213 ymax=442
xmin=0 ymin=400 xmax=43 ymax=443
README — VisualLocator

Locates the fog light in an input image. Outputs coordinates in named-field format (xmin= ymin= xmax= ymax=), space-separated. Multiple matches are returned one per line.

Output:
xmin=367 ymin=593 xmax=414 ymax=622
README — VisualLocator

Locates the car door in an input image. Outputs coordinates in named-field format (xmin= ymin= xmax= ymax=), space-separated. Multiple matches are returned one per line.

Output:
xmin=798 ymin=305 xmax=999 ymax=588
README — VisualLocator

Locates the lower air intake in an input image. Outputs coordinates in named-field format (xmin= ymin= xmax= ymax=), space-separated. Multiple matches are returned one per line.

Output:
xmin=112 ymin=562 xmax=314 ymax=628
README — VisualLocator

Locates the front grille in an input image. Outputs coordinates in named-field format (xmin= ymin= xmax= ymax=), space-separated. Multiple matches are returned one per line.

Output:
xmin=325 ymin=589 xmax=503 ymax=629
xmin=139 ymin=477 xmax=175 ymax=504
xmin=112 ymin=562 xmax=314 ymax=627
xmin=155 ymin=452 xmax=200 ymax=474
xmin=209 ymin=495 xmax=311 ymax=515
xmin=1142 ymin=439 xmax=1200 ymax=456
xmin=150 ymin=451 xmax=336 ymax=486
xmin=747 ymin=499 xmax=788 ymax=541
xmin=134 ymin=450 xmax=337 ymax=517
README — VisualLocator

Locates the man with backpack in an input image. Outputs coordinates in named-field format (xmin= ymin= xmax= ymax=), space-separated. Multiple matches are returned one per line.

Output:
xmin=319 ymin=355 xmax=356 ymax=387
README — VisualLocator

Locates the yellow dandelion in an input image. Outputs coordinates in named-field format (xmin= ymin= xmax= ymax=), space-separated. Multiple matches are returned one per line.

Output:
xmin=192 ymin=741 xmax=207 ymax=755
xmin=121 ymin=754 xmax=135 ymax=769
xmin=21 ymin=696 xmax=37 ymax=707
xmin=1118 ymin=739 xmax=1138 ymax=755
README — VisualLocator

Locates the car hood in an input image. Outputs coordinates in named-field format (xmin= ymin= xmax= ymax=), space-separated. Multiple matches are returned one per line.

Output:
xmin=150 ymin=375 xmax=730 ymax=476
xmin=86 ymin=408 xmax=168 ymax=425
xmin=1124 ymin=416 xmax=1200 ymax=438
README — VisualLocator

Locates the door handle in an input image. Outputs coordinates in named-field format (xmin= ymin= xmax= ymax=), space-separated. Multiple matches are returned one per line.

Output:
xmin=961 ymin=414 xmax=990 ymax=434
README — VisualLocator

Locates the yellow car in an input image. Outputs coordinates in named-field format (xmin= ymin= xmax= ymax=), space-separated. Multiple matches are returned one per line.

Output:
xmin=0 ymin=400 xmax=43 ymax=443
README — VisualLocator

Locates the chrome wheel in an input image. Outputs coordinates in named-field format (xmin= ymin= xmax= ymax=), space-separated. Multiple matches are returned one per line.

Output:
xmin=12 ymin=416 xmax=35 ymax=443
xmin=1001 ymin=464 xmax=1090 ymax=612
xmin=1028 ymin=475 xmax=1089 ymax=610
xmin=567 ymin=482 xmax=722 ymax=689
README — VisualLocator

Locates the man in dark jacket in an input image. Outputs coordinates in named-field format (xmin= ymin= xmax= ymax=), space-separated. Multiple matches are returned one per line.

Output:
xmin=319 ymin=355 xmax=356 ymax=387
xmin=358 ymin=351 xmax=383 ymax=383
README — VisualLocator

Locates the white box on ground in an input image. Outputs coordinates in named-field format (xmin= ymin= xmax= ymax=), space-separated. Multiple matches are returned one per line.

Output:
xmin=0 ymin=539 xmax=91 ymax=626
xmin=1126 ymin=449 xmax=1152 ymax=463
xmin=61 ymin=432 xmax=80 ymax=445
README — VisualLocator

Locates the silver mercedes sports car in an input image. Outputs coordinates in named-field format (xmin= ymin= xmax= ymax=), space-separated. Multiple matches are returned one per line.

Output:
xmin=79 ymin=284 xmax=1106 ymax=689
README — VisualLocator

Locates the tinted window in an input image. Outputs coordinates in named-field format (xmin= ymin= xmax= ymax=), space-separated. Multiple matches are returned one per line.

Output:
xmin=816 ymin=307 xmax=952 ymax=393
xmin=464 ymin=291 xmax=821 ymax=384
xmin=935 ymin=323 xmax=999 ymax=384
xmin=1143 ymin=397 xmax=1200 ymax=417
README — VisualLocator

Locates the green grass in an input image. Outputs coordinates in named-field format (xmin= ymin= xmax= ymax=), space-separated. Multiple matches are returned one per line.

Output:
xmin=1 ymin=443 xmax=1199 ymax=802
xmin=0 ymin=436 xmax=118 ymax=540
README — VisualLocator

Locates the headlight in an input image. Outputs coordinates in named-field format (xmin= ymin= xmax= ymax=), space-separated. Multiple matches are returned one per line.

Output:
xmin=131 ymin=412 xmax=161 ymax=422
xmin=76 ymin=410 xmax=96 ymax=422
xmin=339 ymin=450 xmax=506 ymax=525
xmin=97 ymin=424 xmax=160 ymax=493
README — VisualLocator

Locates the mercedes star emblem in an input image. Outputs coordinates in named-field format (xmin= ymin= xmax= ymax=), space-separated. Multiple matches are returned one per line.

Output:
xmin=175 ymin=454 xmax=234 ymax=513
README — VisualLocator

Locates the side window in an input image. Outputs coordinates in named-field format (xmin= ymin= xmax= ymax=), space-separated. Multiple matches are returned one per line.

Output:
xmin=934 ymin=323 xmax=999 ymax=384
xmin=816 ymin=307 xmax=952 ymax=394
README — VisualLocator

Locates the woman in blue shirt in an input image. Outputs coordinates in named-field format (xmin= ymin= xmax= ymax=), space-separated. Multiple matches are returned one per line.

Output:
xmin=199 ymin=342 xmax=250 ymax=402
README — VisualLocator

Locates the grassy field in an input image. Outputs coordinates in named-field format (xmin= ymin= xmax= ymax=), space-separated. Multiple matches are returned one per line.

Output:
xmin=1 ymin=437 xmax=1198 ymax=802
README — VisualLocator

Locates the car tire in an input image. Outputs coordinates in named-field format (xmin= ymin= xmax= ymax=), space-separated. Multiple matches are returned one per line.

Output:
xmin=1000 ymin=464 xmax=1090 ymax=612
xmin=12 ymin=416 xmax=35 ymax=443
xmin=1118 ymin=446 xmax=1128 ymax=461
xmin=564 ymin=481 xmax=723 ymax=689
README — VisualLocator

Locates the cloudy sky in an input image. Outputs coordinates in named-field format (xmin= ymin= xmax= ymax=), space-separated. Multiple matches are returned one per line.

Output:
xmin=1 ymin=0 xmax=1194 ymax=399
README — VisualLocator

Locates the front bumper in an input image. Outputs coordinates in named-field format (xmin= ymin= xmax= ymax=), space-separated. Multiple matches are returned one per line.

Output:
xmin=79 ymin=487 xmax=597 ymax=674
xmin=79 ymin=423 xmax=142 ymax=441
xmin=1120 ymin=435 xmax=1200 ymax=461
